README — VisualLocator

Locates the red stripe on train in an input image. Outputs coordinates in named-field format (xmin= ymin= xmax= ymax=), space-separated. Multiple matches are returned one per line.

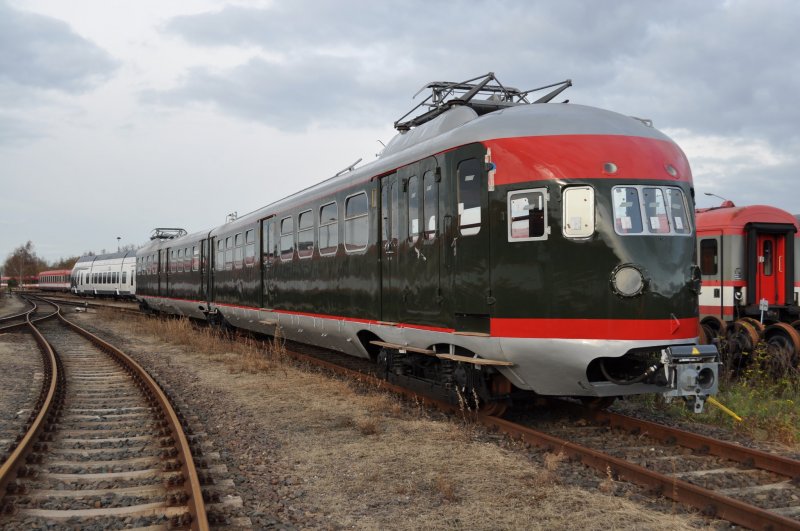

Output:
xmin=490 ymin=317 xmax=698 ymax=340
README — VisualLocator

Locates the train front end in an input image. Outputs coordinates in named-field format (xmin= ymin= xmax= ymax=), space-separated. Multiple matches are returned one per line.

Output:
xmin=484 ymin=104 xmax=720 ymax=411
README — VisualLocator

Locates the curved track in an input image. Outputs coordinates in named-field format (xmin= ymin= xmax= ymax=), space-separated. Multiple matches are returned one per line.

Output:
xmin=0 ymin=296 xmax=208 ymax=529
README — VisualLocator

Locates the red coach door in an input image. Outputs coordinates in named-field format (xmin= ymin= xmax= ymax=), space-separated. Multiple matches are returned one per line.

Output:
xmin=755 ymin=233 xmax=786 ymax=305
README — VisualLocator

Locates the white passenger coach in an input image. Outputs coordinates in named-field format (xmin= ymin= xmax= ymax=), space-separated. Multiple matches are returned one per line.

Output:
xmin=71 ymin=251 xmax=137 ymax=298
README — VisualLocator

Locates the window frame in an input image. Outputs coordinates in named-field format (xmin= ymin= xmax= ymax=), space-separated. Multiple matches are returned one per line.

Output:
xmin=612 ymin=185 xmax=692 ymax=237
xmin=407 ymin=175 xmax=420 ymax=244
xmin=422 ymin=170 xmax=438 ymax=242
xmin=344 ymin=191 xmax=369 ymax=254
xmin=700 ymin=238 xmax=718 ymax=276
xmin=297 ymin=209 xmax=314 ymax=259
xmin=244 ymin=229 xmax=256 ymax=267
xmin=280 ymin=216 xmax=295 ymax=261
xmin=562 ymin=185 xmax=595 ymax=239
xmin=318 ymin=201 xmax=338 ymax=256
xmin=507 ymin=187 xmax=549 ymax=242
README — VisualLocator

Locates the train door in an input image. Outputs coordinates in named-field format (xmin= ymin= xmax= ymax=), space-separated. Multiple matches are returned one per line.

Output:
xmin=209 ymin=237 xmax=217 ymax=301
xmin=698 ymin=235 xmax=724 ymax=320
xmin=449 ymin=147 xmax=491 ymax=332
xmin=755 ymin=233 xmax=786 ymax=305
xmin=201 ymin=239 xmax=209 ymax=301
xmin=399 ymin=158 xmax=442 ymax=324
xmin=158 ymin=249 xmax=167 ymax=296
xmin=261 ymin=217 xmax=276 ymax=308
xmin=380 ymin=173 xmax=400 ymax=322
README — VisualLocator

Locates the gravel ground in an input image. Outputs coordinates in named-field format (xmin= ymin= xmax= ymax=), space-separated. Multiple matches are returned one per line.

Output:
xmin=1 ymin=293 xmax=43 ymax=464
xmin=57 ymin=309 xmax=727 ymax=530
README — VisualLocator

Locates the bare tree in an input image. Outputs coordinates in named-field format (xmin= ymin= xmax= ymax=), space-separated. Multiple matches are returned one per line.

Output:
xmin=2 ymin=241 xmax=48 ymax=283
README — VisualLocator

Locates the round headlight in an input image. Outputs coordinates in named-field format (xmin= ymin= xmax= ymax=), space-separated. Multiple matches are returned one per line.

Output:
xmin=611 ymin=265 xmax=645 ymax=297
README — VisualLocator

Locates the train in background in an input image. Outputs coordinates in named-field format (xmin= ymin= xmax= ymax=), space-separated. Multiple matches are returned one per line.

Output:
xmin=132 ymin=73 xmax=719 ymax=414
xmin=696 ymin=201 xmax=800 ymax=358
xmin=70 ymin=251 xmax=137 ymax=298
xmin=38 ymin=270 xmax=72 ymax=292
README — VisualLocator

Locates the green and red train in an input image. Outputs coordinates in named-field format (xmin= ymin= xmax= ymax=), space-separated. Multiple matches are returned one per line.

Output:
xmin=136 ymin=74 xmax=719 ymax=413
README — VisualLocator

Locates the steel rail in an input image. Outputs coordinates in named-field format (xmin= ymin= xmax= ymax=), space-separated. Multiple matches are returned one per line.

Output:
xmin=274 ymin=343 xmax=800 ymax=530
xmin=0 ymin=303 xmax=60 ymax=502
xmin=586 ymin=408 xmax=800 ymax=480
xmin=480 ymin=415 xmax=800 ymax=531
xmin=57 ymin=314 xmax=209 ymax=530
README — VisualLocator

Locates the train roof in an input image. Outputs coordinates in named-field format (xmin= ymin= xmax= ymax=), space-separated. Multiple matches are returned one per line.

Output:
xmin=696 ymin=204 xmax=800 ymax=232
xmin=202 ymin=101 xmax=674 ymax=239
xmin=74 ymin=251 xmax=136 ymax=264
xmin=144 ymin=74 xmax=682 ymax=245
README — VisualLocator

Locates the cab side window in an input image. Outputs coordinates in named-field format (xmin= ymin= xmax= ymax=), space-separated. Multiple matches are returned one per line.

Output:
xmin=457 ymin=159 xmax=481 ymax=236
xmin=508 ymin=189 xmax=547 ymax=241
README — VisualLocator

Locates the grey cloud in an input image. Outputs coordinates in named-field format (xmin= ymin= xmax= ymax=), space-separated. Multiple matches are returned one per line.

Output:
xmin=144 ymin=55 xmax=391 ymax=130
xmin=0 ymin=1 xmax=117 ymax=93
xmin=157 ymin=0 xmax=800 ymax=159
xmin=0 ymin=113 xmax=44 ymax=145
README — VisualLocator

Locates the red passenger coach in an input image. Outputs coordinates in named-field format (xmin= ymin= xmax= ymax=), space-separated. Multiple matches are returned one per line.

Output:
xmin=696 ymin=202 xmax=800 ymax=356
xmin=38 ymin=269 xmax=72 ymax=292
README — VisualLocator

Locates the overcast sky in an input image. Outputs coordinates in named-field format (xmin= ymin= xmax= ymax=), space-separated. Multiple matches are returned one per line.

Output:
xmin=2 ymin=0 xmax=799 ymax=264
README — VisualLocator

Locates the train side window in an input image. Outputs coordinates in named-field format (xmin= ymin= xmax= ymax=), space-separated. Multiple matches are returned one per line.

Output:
xmin=280 ymin=216 xmax=294 ymax=260
xmin=423 ymin=170 xmax=437 ymax=241
xmin=407 ymin=175 xmax=420 ymax=244
xmin=234 ymin=232 xmax=243 ymax=269
xmin=262 ymin=219 xmax=275 ymax=263
xmin=244 ymin=230 xmax=255 ymax=267
xmin=643 ymin=187 xmax=670 ymax=234
xmin=216 ymin=240 xmax=224 ymax=271
xmin=319 ymin=202 xmax=338 ymax=256
xmin=563 ymin=186 xmax=594 ymax=238
xmin=345 ymin=192 xmax=369 ymax=252
xmin=184 ymin=247 xmax=190 ymax=271
xmin=666 ymin=188 xmax=691 ymax=234
xmin=192 ymin=246 xmax=200 ymax=271
xmin=177 ymin=249 xmax=183 ymax=272
xmin=457 ymin=159 xmax=481 ymax=236
xmin=612 ymin=187 xmax=643 ymax=234
xmin=122 ymin=271 xmax=127 ymax=284
xmin=763 ymin=240 xmax=773 ymax=276
xmin=170 ymin=250 xmax=176 ymax=273
xmin=700 ymin=239 xmax=718 ymax=275
xmin=225 ymin=237 xmax=233 ymax=270
xmin=508 ymin=189 xmax=547 ymax=241
xmin=297 ymin=210 xmax=314 ymax=259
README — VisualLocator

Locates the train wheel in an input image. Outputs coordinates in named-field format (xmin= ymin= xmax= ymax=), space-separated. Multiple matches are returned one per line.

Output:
xmin=763 ymin=323 xmax=800 ymax=374
xmin=739 ymin=317 xmax=765 ymax=335
xmin=479 ymin=374 xmax=512 ymax=417
xmin=726 ymin=320 xmax=760 ymax=355
xmin=790 ymin=320 xmax=800 ymax=334
xmin=698 ymin=324 xmax=711 ymax=345
xmin=701 ymin=316 xmax=727 ymax=340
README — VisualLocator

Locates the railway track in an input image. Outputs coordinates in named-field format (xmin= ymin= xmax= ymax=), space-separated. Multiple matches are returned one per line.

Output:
xmin=50 ymin=301 xmax=800 ymax=529
xmin=270 ymin=334 xmax=800 ymax=530
xmin=0 ymin=296 xmax=208 ymax=529
xmin=0 ymin=295 xmax=37 ymax=332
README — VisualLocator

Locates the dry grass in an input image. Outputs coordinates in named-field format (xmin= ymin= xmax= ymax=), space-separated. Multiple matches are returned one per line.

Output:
xmin=99 ymin=309 xmax=283 ymax=375
xmin=88 ymin=309 xmax=710 ymax=530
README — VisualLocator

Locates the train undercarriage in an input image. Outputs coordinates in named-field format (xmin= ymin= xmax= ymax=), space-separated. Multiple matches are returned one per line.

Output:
xmin=700 ymin=315 xmax=800 ymax=375
xmin=373 ymin=345 xmax=517 ymax=416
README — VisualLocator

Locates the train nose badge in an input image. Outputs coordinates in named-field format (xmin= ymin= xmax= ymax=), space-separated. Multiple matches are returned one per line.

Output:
xmin=670 ymin=314 xmax=681 ymax=334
